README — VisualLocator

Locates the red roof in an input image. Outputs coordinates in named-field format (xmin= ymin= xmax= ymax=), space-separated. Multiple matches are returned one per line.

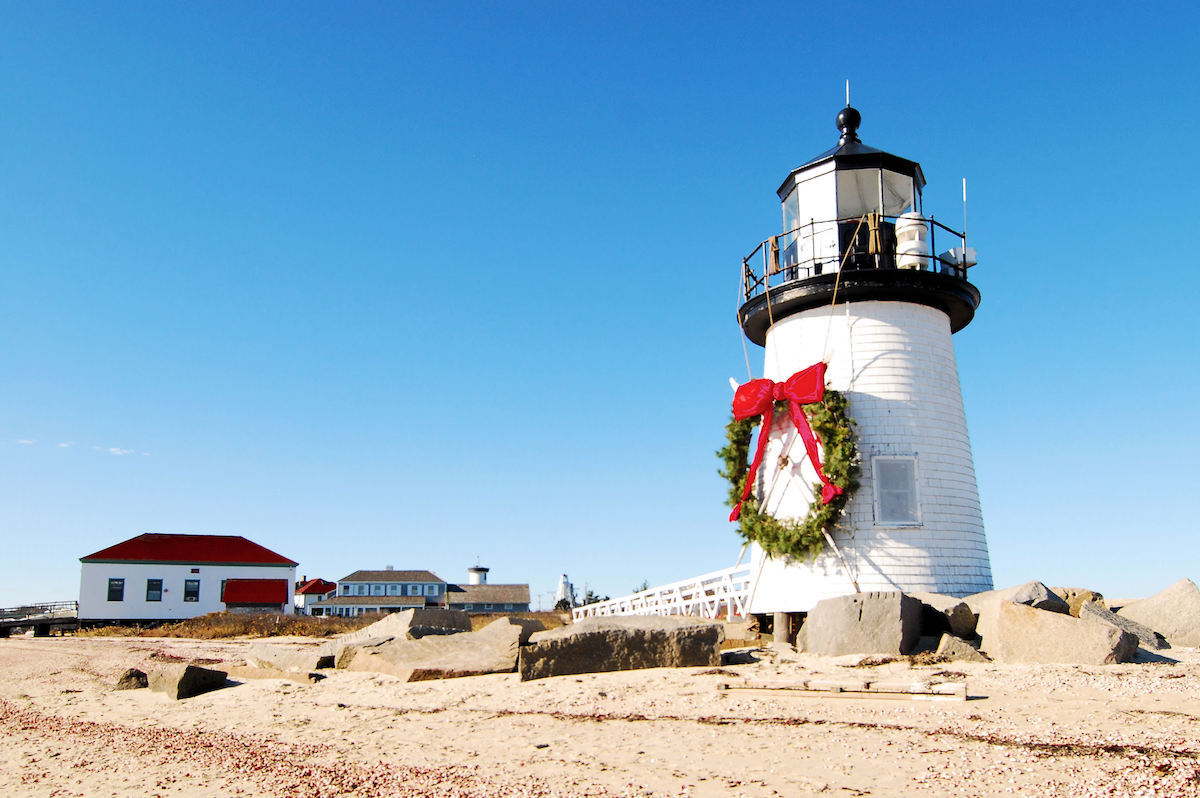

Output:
xmin=222 ymin=578 xmax=289 ymax=604
xmin=296 ymin=578 xmax=337 ymax=596
xmin=80 ymin=533 xmax=296 ymax=566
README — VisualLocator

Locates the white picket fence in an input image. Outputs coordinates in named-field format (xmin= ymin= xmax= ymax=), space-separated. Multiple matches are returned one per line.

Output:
xmin=572 ymin=564 xmax=753 ymax=622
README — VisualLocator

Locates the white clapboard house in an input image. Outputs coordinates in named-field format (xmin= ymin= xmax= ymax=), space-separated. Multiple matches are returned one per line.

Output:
xmin=78 ymin=533 xmax=298 ymax=623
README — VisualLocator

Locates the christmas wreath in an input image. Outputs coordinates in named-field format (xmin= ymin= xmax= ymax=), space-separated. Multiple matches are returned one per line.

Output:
xmin=717 ymin=364 xmax=859 ymax=562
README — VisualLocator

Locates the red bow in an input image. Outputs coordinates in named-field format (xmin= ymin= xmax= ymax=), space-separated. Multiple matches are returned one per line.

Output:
xmin=729 ymin=362 xmax=843 ymax=522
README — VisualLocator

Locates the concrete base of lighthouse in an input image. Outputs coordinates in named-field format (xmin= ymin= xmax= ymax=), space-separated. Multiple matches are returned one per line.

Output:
xmin=746 ymin=300 xmax=993 ymax=614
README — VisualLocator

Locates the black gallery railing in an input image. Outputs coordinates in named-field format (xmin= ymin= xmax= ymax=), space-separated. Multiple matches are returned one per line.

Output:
xmin=741 ymin=213 xmax=972 ymax=303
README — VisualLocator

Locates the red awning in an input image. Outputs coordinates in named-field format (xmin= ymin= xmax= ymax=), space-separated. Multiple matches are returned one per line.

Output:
xmin=222 ymin=578 xmax=288 ymax=605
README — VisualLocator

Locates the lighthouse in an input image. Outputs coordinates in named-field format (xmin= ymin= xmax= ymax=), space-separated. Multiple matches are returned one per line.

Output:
xmin=736 ymin=106 xmax=993 ymax=613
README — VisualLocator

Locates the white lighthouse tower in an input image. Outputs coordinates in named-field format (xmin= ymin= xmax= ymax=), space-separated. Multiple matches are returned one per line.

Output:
xmin=738 ymin=106 xmax=993 ymax=613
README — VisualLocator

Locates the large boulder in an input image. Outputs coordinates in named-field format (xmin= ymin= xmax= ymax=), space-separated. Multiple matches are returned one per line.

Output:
xmin=804 ymin=592 xmax=923 ymax=656
xmin=1050 ymin=587 xmax=1106 ymax=617
xmin=1116 ymin=579 xmax=1200 ymax=647
xmin=935 ymin=633 xmax=988 ymax=662
xmin=518 ymin=616 xmax=723 ymax=681
xmin=333 ymin=608 xmax=473 ymax=667
xmin=246 ymin=642 xmax=335 ymax=672
xmin=149 ymin=664 xmax=228 ymax=699
xmin=1080 ymin=601 xmax=1168 ymax=650
xmin=986 ymin=602 xmax=1137 ymax=664
xmin=907 ymin=591 xmax=977 ymax=638
xmin=964 ymin=581 xmax=1070 ymax=650
xmin=114 ymin=668 xmax=148 ymax=690
xmin=344 ymin=617 xmax=543 ymax=681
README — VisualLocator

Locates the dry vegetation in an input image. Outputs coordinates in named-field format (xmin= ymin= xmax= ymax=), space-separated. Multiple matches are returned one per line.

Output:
xmin=76 ymin=610 xmax=571 ymax=639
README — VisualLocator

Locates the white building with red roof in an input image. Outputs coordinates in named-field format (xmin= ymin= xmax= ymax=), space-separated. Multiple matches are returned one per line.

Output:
xmin=78 ymin=533 xmax=298 ymax=622
xmin=293 ymin=577 xmax=338 ymax=614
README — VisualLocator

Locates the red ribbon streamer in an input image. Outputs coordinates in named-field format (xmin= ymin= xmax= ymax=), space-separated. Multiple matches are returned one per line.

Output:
xmin=728 ymin=362 xmax=843 ymax=522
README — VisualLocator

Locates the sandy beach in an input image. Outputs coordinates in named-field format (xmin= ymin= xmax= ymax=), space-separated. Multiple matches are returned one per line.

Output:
xmin=2 ymin=635 xmax=1198 ymax=797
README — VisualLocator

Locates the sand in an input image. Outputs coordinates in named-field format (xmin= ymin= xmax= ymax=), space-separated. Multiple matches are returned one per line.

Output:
xmin=1 ymin=634 xmax=1199 ymax=797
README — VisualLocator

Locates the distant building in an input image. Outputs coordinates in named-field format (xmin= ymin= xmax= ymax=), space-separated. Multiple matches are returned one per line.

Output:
xmin=307 ymin=569 xmax=447 ymax=617
xmin=305 ymin=566 xmax=530 ymax=616
xmin=78 ymin=533 xmax=297 ymax=622
xmin=294 ymin=577 xmax=337 ymax=614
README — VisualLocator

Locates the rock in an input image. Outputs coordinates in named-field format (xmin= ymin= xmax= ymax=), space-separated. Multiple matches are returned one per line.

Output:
xmin=912 ymin=635 xmax=942 ymax=654
xmin=721 ymin=620 xmax=756 ymax=643
xmin=345 ymin=617 xmax=544 ymax=681
xmin=333 ymin=608 xmax=473 ymax=668
xmin=908 ymin=591 xmax=977 ymax=637
xmin=114 ymin=668 xmax=148 ymax=690
xmin=1050 ymin=587 xmax=1106 ymax=617
xmin=986 ymin=602 xmax=1137 ymax=664
xmin=935 ymin=634 xmax=989 ymax=662
xmin=518 ymin=616 xmax=723 ymax=681
xmin=1116 ymin=579 xmax=1200 ymax=648
xmin=964 ymin=581 xmax=1070 ymax=650
xmin=246 ymin=642 xmax=334 ymax=672
xmin=1079 ymin=601 xmax=1168 ymax=650
xmin=804 ymin=592 xmax=923 ymax=657
xmin=148 ymin=664 xmax=228 ymax=699
xmin=226 ymin=665 xmax=325 ymax=684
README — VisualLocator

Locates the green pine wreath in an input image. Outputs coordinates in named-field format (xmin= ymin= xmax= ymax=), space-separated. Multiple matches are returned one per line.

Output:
xmin=717 ymin=391 xmax=860 ymax=562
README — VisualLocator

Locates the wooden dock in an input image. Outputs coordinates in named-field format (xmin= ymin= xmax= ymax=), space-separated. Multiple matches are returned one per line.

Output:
xmin=0 ymin=601 xmax=79 ymax=637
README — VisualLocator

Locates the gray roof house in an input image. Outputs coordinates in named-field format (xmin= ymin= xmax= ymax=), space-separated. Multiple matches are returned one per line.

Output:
xmin=304 ymin=566 xmax=530 ymax=616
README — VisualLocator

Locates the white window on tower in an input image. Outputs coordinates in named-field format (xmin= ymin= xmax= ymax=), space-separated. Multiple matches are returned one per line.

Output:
xmin=873 ymin=456 xmax=921 ymax=526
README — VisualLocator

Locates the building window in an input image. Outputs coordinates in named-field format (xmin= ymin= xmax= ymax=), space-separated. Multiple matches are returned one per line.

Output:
xmin=189 ymin=568 xmax=200 ymax=574
xmin=107 ymin=578 xmax=125 ymax=602
xmin=504 ymin=603 xmax=513 ymax=610
xmin=424 ymin=584 xmax=438 ymax=596
xmin=484 ymin=603 xmax=493 ymax=610
xmin=184 ymin=579 xmax=200 ymax=602
xmin=407 ymin=584 xmax=421 ymax=596
xmin=386 ymin=584 xmax=400 ymax=596
xmin=354 ymin=584 xmax=367 ymax=596
xmin=371 ymin=584 xmax=384 ymax=596
xmin=874 ymin=456 xmax=920 ymax=526
xmin=146 ymin=579 xmax=163 ymax=602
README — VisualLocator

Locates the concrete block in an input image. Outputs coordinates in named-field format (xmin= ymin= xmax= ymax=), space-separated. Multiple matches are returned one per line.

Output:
xmin=346 ymin=617 xmax=544 ymax=681
xmin=1050 ymin=587 xmax=1106 ymax=617
xmin=935 ymin=633 xmax=988 ymax=662
xmin=1116 ymin=579 xmax=1200 ymax=647
xmin=987 ymin=602 xmax=1137 ymax=665
xmin=804 ymin=592 xmax=923 ymax=656
xmin=1080 ymin=601 xmax=1168 ymax=650
xmin=149 ymin=664 xmax=228 ymax=700
xmin=246 ymin=643 xmax=334 ymax=672
xmin=518 ymin=616 xmax=722 ymax=681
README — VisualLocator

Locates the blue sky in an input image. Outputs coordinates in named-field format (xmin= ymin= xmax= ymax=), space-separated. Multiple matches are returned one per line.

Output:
xmin=2 ymin=2 xmax=1197 ymax=609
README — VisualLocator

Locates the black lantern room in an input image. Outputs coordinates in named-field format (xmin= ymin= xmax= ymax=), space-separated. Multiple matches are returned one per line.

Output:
xmin=738 ymin=107 xmax=980 ymax=346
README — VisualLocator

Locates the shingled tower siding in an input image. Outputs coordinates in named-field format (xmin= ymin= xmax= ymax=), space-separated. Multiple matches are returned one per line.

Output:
xmin=747 ymin=301 xmax=993 ymax=613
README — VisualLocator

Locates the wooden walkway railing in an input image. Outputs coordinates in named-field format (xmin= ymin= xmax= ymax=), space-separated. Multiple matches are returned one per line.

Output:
xmin=573 ymin=565 xmax=753 ymax=622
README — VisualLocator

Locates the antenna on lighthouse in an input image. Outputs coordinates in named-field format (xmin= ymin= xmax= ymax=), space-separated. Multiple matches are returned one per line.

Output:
xmin=845 ymin=80 xmax=850 ymax=106
xmin=962 ymin=177 xmax=968 ymax=238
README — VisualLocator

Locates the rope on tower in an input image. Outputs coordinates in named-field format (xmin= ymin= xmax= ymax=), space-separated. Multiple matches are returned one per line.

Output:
xmin=821 ymin=213 xmax=867 ymax=365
